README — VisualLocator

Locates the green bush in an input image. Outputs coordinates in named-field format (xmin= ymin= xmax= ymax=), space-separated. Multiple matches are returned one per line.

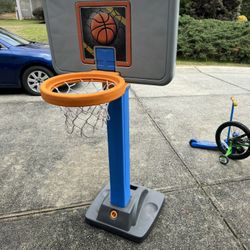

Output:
xmin=0 ymin=0 xmax=15 ymax=14
xmin=180 ymin=0 xmax=242 ymax=21
xmin=241 ymin=0 xmax=250 ymax=19
xmin=180 ymin=0 xmax=192 ymax=16
xmin=32 ymin=7 xmax=44 ymax=21
xmin=178 ymin=15 xmax=250 ymax=63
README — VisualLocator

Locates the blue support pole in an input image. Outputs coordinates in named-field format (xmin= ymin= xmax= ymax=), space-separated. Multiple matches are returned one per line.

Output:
xmin=107 ymin=89 xmax=131 ymax=207
xmin=95 ymin=47 xmax=131 ymax=208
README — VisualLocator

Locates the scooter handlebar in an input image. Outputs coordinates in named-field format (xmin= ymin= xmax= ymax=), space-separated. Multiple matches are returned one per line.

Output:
xmin=231 ymin=96 xmax=238 ymax=107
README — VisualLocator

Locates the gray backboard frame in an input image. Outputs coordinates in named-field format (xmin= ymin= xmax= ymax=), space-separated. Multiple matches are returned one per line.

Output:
xmin=43 ymin=0 xmax=180 ymax=86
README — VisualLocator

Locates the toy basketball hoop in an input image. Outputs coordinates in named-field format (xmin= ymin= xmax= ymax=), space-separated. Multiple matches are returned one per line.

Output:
xmin=40 ymin=70 xmax=127 ymax=137
xmin=42 ymin=0 xmax=180 ymax=242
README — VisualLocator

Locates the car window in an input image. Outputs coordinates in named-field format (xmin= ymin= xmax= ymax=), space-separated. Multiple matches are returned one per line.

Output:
xmin=0 ymin=29 xmax=29 ymax=46
xmin=0 ymin=43 xmax=7 ymax=49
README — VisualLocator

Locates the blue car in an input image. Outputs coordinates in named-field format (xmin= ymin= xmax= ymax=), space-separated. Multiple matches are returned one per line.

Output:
xmin=0 ymin=27 xmax=55 ymax=95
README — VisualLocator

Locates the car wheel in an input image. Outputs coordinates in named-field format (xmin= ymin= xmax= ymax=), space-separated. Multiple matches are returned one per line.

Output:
xmin=22 ymin=66 xmax=54 ymax=96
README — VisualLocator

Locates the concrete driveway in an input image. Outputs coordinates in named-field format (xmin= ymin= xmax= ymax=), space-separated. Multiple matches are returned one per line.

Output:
xmin=0 ymin=66 xmax=250 ymax=249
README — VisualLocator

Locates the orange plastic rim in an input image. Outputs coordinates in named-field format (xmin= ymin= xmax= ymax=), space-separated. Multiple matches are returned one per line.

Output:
xmin=40 ymin=70 xmax=127 ymax=107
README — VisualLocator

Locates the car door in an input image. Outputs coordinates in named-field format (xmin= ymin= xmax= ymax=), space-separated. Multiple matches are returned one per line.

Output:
xmin=0 ymin=43 xmax=19 ymax=87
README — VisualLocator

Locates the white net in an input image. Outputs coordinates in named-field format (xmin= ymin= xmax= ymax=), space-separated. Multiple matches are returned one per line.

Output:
xmin=53 ymin=79 xmax=115 ymax=137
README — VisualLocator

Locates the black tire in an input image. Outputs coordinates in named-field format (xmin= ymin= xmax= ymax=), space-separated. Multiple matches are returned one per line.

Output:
xmin=215 ymin=121 xmax=250 ymax=160
xmin=219 ymin=155 xmax=229 ymax=165
xmin=22 ymin=66 xmax=54 ymax=96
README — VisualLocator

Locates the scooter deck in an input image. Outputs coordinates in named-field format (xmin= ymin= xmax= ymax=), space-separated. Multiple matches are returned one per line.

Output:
xmin=189 ymin=139 xmax=218 ymax=150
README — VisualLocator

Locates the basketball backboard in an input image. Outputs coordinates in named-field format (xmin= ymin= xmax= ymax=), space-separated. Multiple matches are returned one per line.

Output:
xmin=43 ymin=0 xmax=180 ymax=86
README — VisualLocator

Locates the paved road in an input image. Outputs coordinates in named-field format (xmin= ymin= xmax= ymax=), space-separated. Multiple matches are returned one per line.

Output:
xmin=0 ymin=66 xmax=250 ymax=249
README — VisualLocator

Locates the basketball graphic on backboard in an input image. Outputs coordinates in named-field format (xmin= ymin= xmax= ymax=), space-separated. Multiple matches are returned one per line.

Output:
xmin=76 ymin=1 xmax=131 ymax=66
xmin=90 ymin=12 xmax=117 ymax=45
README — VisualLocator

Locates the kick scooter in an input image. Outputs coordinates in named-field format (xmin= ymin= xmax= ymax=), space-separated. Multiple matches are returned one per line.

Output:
xmin=190 ymin=97 xmax=250 ymax=165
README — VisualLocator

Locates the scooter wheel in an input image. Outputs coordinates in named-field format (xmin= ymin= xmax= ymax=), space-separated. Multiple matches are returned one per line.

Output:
xmin=219 ymin=155 xmax=229 ymax=165
xmin=215 ymin=121 xmax=250 ymax=160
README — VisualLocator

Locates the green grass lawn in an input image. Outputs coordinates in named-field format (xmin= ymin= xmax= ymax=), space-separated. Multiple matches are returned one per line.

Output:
xmin=0 ymin=20 xmax=48 ymax=43
xmin=1 ymin=19 xmax=249 ymax=67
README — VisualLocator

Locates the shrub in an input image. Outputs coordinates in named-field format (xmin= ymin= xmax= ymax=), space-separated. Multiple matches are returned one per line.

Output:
xmin=32 ymin=6 xmax=44 ymax=21
xmin=0 ymin=0 xmax=15 ymax=14
xmin=180 ymin=0 xmax=192 ymax=16
xmin=178 ymin=15 xmax=250 ymax=63
xmin=241 ymin=0 xmax=250 ymax=19
xmin=180 ymin=0 xmax=242 ymax=21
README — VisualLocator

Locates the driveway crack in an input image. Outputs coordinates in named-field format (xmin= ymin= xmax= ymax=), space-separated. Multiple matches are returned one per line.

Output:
xmin=194 ymin=66 xmax=250 ymax=92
